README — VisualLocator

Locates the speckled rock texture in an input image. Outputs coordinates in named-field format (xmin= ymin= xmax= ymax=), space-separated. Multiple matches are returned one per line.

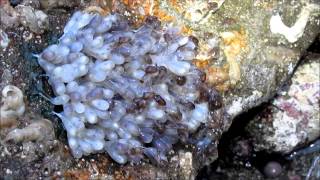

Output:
xmin=0 ymin=0 xmax=319 ymax=179
xmin=0 ymin=1 xmax=49 ymax=33
xmin=247 ymin=54 xmax=320 ymax=154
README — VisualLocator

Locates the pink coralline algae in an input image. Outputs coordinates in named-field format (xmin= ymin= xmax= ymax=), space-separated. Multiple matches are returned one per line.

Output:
xmin=267 ymin=60 xmax=320 ymax=153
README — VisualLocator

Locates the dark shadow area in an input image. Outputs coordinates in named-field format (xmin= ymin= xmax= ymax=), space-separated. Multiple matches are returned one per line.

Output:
xmin=196 ymin=103 xmax=269 ymax=180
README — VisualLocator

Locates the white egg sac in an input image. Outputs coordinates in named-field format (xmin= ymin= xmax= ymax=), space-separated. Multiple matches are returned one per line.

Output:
xmin=37 ymin=11 xmax=220 ymax=164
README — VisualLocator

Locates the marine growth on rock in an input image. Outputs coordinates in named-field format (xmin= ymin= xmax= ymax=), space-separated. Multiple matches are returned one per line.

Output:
xmin=37 ymin=11 xmax=219 ymax=164
xmin=0 ymin=85 xmax=25 ymax=128
xmin=5 ymin=119 xmax=54 ymax=143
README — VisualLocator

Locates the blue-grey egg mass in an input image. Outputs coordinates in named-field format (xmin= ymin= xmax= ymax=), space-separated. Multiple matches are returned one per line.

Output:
xmin=37 ymin=11 xmax=218 ymax=164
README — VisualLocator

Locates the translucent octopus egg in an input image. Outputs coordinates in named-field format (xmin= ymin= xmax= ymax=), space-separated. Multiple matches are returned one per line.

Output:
xmin=37 ymin=11 xmax=220 ymax=164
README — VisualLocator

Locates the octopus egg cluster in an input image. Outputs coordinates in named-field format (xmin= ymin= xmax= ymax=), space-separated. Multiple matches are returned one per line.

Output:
xmin=37 ymin=11 xmax=217 ymax=164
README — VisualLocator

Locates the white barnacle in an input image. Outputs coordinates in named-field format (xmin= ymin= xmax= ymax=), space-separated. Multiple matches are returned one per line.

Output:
xmin=0 ymin=85 xmax=25 ymax=128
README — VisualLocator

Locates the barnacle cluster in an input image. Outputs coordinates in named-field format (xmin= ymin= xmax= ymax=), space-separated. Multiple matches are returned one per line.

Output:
xmin=37 ymin=11 xmax=218 ymax=164
xmin=0 ymin=85 xmax=25 ymax=128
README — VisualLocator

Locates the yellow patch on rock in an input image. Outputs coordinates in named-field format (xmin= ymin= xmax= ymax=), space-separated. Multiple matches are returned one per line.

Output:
xmin=220 ymin=30 xmax=248 ymax=85
xmin=206 ymin=65 xmax=230 ymax=92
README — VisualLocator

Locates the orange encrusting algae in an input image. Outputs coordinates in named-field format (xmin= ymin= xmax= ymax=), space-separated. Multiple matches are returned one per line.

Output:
xmin=221 ymin=29 xmax=247 ymax=62
xmin=220 ymin=29 xmax=248 ymax=86
xmin=206 ymin=65 xmax=231 ymax=92
xmin=193 ymin=59 xmax=210 ymax=69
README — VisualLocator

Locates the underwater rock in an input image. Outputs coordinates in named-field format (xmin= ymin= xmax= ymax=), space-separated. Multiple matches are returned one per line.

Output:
xmin=0 ymin=2 xmax=48 ymax=33
xmin=247 ymin=55 xmax=320 ymax=153
xmin=39 ymin=0 xmax=80 ymax=10
xmin=16 ymin=5 xmax=49 ymax=34
xmin=0 ymin=2 xmax=20 ymax=28
xmin=20 ymin=0 xmax=41 ymax=9
xmin=37 ymin=11 xmax=221 ymax=164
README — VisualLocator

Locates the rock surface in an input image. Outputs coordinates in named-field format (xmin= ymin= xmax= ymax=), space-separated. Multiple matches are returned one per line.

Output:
xmin=0 ymin=1 xmax=49 ymax=33
xmin=0 ymin=0 xmax=319 ymax=179
xmin=247 ymin=54 xmax=320 ymax=153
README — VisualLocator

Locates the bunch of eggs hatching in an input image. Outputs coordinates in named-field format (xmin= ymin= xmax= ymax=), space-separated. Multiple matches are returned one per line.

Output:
xmin=37 ymin=11 xmax=219 ymax=164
